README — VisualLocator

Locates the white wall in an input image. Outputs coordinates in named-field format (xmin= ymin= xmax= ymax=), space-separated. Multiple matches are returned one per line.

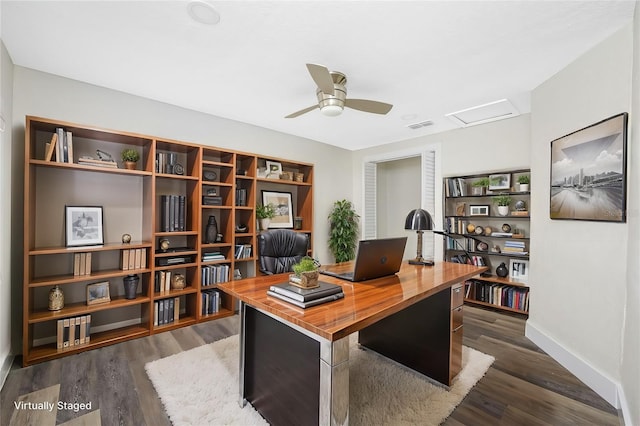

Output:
xmin=622 ymin=7 xmax=639 ymax=424
xmin=376 ymin=157 xmax=421 ymax=259
xmin=9 ymin=66 xmax=354 ymax=351
xmin=528 ymin=23 xmax=633 ymax=411
xmin=0 ymin=39 xmax=14 ymax=385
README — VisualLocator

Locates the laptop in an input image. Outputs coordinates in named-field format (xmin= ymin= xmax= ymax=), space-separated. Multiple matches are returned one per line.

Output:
xmin=320 ymin=237 xmax=407 ymax=282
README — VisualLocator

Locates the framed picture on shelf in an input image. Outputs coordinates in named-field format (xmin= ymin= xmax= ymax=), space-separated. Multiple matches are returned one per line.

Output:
xmin=86 ymin=281 xmax=111 ymax=305
xmin=550 ymin=112 xmax=628 ymax=222
xmin=265 ymin=160 xmax=283 ymax=179
xmin=469 ymin=205 xmax=490 ymax=216
xmin=262 ymin=190 xmax=293 ymax=228
xmin=65 ymin=206 xmax=104 ymax=247
xmin=489 ymin=173 xmax=511 ymax=190
xmin=509 ymin=259 xmax=529 ymax=283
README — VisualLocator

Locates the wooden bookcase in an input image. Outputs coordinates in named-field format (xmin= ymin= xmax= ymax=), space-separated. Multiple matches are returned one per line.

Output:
xmin=442 ymin=169 xmax=530 ymax=315
xmin=22 ymin=116 xmax=314 ymax=365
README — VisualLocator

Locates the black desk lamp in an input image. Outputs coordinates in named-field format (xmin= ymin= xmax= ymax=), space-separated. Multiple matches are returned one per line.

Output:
xmin=404 ymin=208 xmax=434 ymax=266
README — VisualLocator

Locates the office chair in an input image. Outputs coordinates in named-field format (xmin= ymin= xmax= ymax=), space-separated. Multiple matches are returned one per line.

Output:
xmin=258 ymin=229 xmax=309 ymax=275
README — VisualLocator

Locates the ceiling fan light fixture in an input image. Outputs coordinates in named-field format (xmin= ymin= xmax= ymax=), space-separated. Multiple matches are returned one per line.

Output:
xmin=321 ymin=105 xmax=343 ymax=117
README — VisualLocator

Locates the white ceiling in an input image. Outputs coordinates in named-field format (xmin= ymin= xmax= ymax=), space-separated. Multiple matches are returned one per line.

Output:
xmin=1 ymin=1 xmax=635 ymax=150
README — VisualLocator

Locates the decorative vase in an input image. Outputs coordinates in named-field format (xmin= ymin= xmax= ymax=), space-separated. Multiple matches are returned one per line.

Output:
xmin=123 ymin=274 xmax=139 ymax=300
xmin=206 ymin=215 xmax=218 ymax=244
xmin=289 ymin=270 xmax=319 ymax=289
xmin=258 ymin=218 xmax=271 ymax=231
xmin=124 ymin=161 xmax=137 ymax=170
xmin=171 ymin=273 xmax=186 ymax=290
xmin=496 ymin=262 xmax=509 ymax=278
xmin=497 ymin=206 xmax=509 ymax=216
xmin=48 ymin=285 xmax=64 ymax=311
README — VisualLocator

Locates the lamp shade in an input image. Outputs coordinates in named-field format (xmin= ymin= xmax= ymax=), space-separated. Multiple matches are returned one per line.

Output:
xmin=404 ymin=209 xmax=433 ymax=231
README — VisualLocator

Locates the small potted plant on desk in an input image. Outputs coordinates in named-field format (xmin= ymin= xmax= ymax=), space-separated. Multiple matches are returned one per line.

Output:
xmin=494 ymin=195 xmax=512 ymax=216
xmin=289 ymin=256 xmax=319 ymax=289
xmin=256 ymin=203 xmax=275 ymax=231
xmin=121 ymin=148 xmax=140 ymax=170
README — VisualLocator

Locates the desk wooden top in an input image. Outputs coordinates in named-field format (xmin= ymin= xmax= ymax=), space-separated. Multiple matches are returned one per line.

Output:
xmin=218 ymin=262 xmax=486 ymax=341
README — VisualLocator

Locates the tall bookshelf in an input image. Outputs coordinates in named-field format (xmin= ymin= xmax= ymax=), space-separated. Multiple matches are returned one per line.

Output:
xmin=443 ymin=169 xmax=530 ymax=315
xmin=22 ymin=116 xmax=314 ymax=365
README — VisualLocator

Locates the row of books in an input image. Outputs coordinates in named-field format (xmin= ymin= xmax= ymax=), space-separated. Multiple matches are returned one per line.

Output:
xmin=155 ymin=270 xmax=178 ymax=293
xmin=235 ymin=244 xmax=252 ymax=259
xmin=73 ymin=252 xmax=92 ymax=276
xmin=202 ymin=264 xmax=229 ymax=286
xmin=235 ymin=188 xmax=247 ymax=206
xmin=44 ymin=128 xmax=74 ymax=163
xmin=266 ymin=281 xmax=344 ymax=309
xmin=121 ymin=248 xmax=148 ymax=271
xmin=160 ymin=195 xmax=187 ymax=232
xmin=202 ymin=289 xmax=222 ymax=315
xmin=465 ymin=280 xmax=529 ymax=312
xmin=156 ymin=152 xmax=179 ymax=174
xmin=444 ymin=177 xmax=467 ymax=197
xmin=202 ymin=252 xmax=225 ymax=262
xmin=154 ymin=297 xmax=180 ymax=326
xmin=57 ymin=315 xmax=91 ymax=350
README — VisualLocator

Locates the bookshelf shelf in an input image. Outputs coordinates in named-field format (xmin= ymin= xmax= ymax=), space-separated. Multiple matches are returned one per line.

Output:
xmin=23 ymin=116 xmax=314 ymax=366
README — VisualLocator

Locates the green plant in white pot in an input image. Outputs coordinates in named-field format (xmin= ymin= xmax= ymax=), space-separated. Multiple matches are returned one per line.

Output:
xmin=256 ymin=203 xmax=275 ymax=231
xmin=471 ymin=177 xmax=490 ymax=195
xmin=494 ymin=195 xmax=512 ymax=216
xmin=517 ymin=175 xmax=530 ymax=192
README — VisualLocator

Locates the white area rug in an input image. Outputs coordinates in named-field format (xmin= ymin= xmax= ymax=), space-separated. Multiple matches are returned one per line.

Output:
xmin=146 ymin=335 xmax=494 ymax=426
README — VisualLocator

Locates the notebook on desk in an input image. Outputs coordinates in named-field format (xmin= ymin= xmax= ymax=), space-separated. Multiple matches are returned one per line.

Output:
xmin=320 ymin=237 xmax=407 ymax=282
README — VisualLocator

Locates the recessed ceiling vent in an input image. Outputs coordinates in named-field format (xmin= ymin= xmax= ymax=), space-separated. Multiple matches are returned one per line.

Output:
xmin=445 ymin=99 xmax=519 ymax=128
xmin=407 ymin=120 xmax=434 ymax=130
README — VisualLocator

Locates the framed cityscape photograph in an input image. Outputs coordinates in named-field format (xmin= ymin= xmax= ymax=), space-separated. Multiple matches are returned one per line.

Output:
xmin=550 ymin=113 xmax=628 ymax=222
xmin=65 ymin=206 xmax=104 ymax=247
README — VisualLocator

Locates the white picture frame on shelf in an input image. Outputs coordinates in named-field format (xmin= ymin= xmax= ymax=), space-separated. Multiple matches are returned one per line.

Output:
xmin=509 ymin=259 xmax=529 ymax=282
xmin=265 ymin=160 xmax=283 ymax=179
xmin=489 ymin=173 xmax=511 ymax=190
xmin=65 ymin=206 xmax=104 ymax=247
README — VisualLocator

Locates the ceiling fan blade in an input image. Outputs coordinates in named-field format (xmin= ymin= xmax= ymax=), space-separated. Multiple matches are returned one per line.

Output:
xmin=285 ymin=105 xmax=318 ymax=119
xmin=306 ymin=63 xmax=335 ymax=95
xmin=344 ymin=99 xmax=393 ymax=115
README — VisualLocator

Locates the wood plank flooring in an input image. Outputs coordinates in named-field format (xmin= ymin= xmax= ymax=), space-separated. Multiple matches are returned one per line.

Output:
xmin=1 ymin=306 xmax=620 ymax=425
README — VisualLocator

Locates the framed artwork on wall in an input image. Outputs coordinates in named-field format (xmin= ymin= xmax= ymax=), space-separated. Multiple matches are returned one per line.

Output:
xmin=261 ymin=191 xmax=294 ymax=228
xmin=550 ymin=112 xmax=628 ymax=222
xmin=65 ymin=206 xmax=104 ymax=247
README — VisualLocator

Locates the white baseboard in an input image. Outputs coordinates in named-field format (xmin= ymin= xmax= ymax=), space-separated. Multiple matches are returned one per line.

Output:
xmin=0 ymin=352 xmax=14 ymax=390
xmin=525 ymin=321 xmax=620 ymax=408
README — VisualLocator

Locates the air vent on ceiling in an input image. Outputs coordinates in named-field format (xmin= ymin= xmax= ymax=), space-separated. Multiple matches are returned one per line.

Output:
xmin=445 ymin=99 xmax=519 ymax=128
xmin=407 ymin=120 xmax=434 ymax=130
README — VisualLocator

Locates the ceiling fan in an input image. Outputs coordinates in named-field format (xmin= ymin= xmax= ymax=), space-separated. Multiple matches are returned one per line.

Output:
xmin=285 ymin=64 xmax=393 ymax=118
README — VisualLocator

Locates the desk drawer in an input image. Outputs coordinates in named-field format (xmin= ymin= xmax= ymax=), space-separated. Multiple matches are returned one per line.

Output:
xmin=451 ymin=284 xmax=464 ymax=309
xmin=452 ymin=305 xmax=463 ymax=330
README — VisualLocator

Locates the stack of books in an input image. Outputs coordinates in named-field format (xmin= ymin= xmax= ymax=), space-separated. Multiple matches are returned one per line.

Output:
xmin=503 ymin=240 xmax=528 ymax=255
xmin=267 ymin=281 xmax=344 ymax=309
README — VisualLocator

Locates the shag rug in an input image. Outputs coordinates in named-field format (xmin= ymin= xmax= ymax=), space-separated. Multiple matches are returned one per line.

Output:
xmin=146 ymin=334 xmax=494 ymax=425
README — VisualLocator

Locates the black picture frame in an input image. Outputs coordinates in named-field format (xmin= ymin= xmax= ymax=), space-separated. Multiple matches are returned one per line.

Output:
xmin=261 ymin=190 xmax=293 ymax=228
xmin=65 ymin=206 xmax=104 ymax=247
xmin=550 ymin=113 xmax=628 ymax=222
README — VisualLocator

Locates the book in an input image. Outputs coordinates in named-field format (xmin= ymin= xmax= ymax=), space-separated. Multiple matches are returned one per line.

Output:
xmin=85 ymin=315 xmax=91 ymax=342
xmin=44 ymin=133 xmax=58 ymax=161
xmin=269 ymin=281 xmax=343 ymax=303
xmin=267 ymin=289 xmax=344 ymax=309
xmin=63 ymin=318 xmax=70 ymax=348
xmin=66 ymin=131 xmax=74 ymax=163
xmin=57 ymin=319 xmax=64 ymax=350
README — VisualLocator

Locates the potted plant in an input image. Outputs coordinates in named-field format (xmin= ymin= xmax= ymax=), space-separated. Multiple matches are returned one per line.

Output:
xmin=328 ymin=199 xmax=360 ymax=263
xmin=471 ymin=177 xmax=490 ymax=196
xmin=494 ymin=195 xmax=512 ymax=216
xmin=517 ymin=175 xmax=530 ymax=192
xmin=289 ymin=256 xmax=319 ymax=288
xmin=256 ymin=203 xmax=275 ymax=231
xmin=121 ymin=148 xmax=140 ymax=170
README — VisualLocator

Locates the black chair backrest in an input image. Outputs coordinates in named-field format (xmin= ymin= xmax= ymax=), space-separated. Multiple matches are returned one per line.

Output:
xmin=258 ymin=229 xmax=309 ymax=275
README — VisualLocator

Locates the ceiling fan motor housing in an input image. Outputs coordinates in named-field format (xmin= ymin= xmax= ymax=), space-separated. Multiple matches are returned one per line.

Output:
xmin=316 ymin=71 xmax=347 ymax=113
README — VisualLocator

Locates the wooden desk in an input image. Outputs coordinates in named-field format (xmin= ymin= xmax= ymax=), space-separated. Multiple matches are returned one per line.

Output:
xmin=218 ymin=262 xmax=486 ymax=426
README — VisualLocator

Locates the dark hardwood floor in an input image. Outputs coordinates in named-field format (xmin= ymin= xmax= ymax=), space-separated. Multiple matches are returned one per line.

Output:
xmin=1 ymin=306 xmax=621 ymax=425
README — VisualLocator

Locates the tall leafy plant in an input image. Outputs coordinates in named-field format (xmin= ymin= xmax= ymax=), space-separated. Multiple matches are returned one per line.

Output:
xmin=328 ymin=199 xmax=360 ymax=263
